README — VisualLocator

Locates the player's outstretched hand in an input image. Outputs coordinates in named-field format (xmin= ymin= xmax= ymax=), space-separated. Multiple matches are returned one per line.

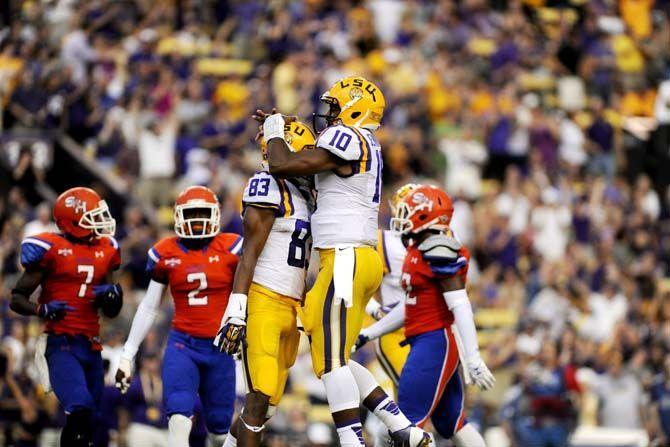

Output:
xmin=466 ymin=355 xmax=495 ymax=391
xmin=115 ymin=357 xmax=133 ymax=394
xmin=252 ymin=108 xmax=297 ymax=124
xmin=37 ymin=301 xmax=74 ymax=321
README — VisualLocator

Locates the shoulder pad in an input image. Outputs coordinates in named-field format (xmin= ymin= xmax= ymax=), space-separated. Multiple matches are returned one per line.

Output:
xmin=316 ymin=125 xmax=365 ymax=161
xmin=417 ymin=233 xmax=462 ymax=262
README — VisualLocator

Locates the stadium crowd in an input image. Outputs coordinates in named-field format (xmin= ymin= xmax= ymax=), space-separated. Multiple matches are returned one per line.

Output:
xmin=1 ymin=0 xmax=670 ymax=445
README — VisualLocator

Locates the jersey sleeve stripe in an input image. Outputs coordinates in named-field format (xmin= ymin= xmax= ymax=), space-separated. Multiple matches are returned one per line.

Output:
xmin=147 ymin=248 xmax=160 ymax=263
xmin=22 ymin=237 xmax=52 ymax=250
xmin=381 ymin=230 xmax=391 ymax=273
xmin=229 ymin=236 xmax=244 ymax=255
xmin=277 ymin=180 xmax=293 ymax=218
xmin=108 ymin=236 xmax=119 ymax=249
xmin=244 ymin=202 xmax=280 ymax=210
xmin=349 ymin=127 xmax=371 ymax=173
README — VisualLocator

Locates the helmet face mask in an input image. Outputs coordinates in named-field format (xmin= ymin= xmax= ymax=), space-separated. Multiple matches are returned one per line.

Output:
xmin=78 ymin=200 xmax=116 ymax=237
xmin=174 ymin=202 xmax=220 ymax=239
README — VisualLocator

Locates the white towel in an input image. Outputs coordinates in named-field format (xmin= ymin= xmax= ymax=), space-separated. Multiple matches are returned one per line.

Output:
xmin=333 ymin=245 xmax=355 ymax=308
xmin=34 ymin=334 xmax=52 ymax=393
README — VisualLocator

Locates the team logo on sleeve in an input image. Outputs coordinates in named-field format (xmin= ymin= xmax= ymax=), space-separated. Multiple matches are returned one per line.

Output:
xmin=58 ymin=248 xmax=72 ymax=256
xmin=165 ymin=258 xmax=181 ymax=267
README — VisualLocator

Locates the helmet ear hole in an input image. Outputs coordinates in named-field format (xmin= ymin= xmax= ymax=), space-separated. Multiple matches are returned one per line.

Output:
xmin=351 ymin=112 xmax=361 ymax=119
xmin=419 ymin=214 xmax=427 ymax=221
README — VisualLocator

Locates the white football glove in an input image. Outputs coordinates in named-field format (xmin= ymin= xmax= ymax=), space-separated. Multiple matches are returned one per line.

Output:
xmin=115 ymin=356 xmax=134 ymax=394
xmin=214 ymin=293 xmax=248 ymax=355
xmin=466 ymin=355 xmax=495 ymax=391
xmin=262 ymin=114 xmax=285 ymax=142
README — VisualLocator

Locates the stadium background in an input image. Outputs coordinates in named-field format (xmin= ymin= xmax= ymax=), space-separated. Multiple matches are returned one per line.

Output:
xmin=1 ymin=0 xmax=670 ymax=445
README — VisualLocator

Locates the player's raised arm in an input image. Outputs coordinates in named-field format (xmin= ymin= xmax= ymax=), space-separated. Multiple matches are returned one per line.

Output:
xmin=215 ymin=205 xmax=275 ymax=355
xmin=253 ymin=110 xmax=345 ymax=177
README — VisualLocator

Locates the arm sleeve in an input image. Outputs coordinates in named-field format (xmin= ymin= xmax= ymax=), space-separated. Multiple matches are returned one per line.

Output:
xmin=443 ymin=289 xmax=480 ymax=360
xmin=316 ymin=125 xmax=366 ymax=161
xmin=121 ymin=280 xmax=165 ymax=360
xmin=361 ymin=301 xmax=405 ymax=340
xmin=242 ymin=172 xmax=283 ymax=214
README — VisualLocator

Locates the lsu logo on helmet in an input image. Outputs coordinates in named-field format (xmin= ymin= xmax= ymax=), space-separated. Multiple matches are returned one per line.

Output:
xmin=315 ymin=76 xmax=386 ymax=131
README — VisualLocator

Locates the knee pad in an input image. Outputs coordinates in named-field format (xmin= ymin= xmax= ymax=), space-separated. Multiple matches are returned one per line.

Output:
xmin=61 ymin=410 xmax=93 ymax=447
xmin=321 ymin=366 xmax=361 ymax=413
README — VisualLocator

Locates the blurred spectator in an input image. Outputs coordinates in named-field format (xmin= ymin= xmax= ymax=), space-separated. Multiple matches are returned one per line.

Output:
xmin=21 ymin=202 xmax=57 ymax=239
xmin=590 ymin=350 xmax=646 ymax=429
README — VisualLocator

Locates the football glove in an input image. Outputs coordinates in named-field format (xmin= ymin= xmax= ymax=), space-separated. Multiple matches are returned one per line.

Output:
xmin=37 ymin=301 xmax=74 ymax=321
xmin=466 ymin=355 xmax=495 ymax=391
xmin=93 ymin=283 xmax=123 ymax=318
xmin=214 ymin=293 xmax=247 ymax=355
xmin=115 ymin=356 xmax=133 ymax=394
xmin=353 ymin=333 xmax=370 ymax=353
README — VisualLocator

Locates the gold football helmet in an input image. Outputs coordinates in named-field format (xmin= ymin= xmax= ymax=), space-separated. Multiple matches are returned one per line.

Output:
xmin=314 ymin=76 xmax=386 ymax=131
xmin=261 ymin=120 xmax=316 ymax=168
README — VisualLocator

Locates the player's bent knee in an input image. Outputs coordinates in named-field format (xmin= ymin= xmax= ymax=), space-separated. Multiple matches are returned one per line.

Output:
xmin=61 ymin=409 xmax=93 ymax=447
xmin=165 ymin=391 xmax=196 ymax=417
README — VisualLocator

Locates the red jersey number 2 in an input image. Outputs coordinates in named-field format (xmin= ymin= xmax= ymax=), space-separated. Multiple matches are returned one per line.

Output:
xmin=401 ymin=272 xmax=417 ymax=306
xmin=187 ymin=272 xmax=208 ymax=306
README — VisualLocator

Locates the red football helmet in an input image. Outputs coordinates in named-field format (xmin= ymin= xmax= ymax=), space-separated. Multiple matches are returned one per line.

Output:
xmin=390 ymin=185 xmax=454 ymax=234
xmin=53 ymin=187 xmax=116 ymax=238
xmin=174 ymin=186 xmax=221 ymax=238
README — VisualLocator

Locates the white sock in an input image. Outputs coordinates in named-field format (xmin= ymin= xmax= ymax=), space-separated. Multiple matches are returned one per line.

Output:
xmin=453 ymin=423 xmax=486 ymax=447
xmin=208 ymin=432 xmax=228 ymax=447
xmin=336 ymin=423 xmax=366 ymax=447
xmin=222 ymin=432 xmax=237 ymax=447
xmin=348 ymin=360 xmax=411 ymax=433
xmin=348 ymin=360 xmax=379 ymax=398
xmin=322 ymin=366 xmax=364 ymax=446
xmin=168 ymin=414 xmax=192 ymax=447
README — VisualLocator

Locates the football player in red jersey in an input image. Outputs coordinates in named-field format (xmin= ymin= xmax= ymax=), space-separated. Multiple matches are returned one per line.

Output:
xmin=356 ymin=185 xmax=494 ymax=447
xmin=115 ymin=186 xmax=242 ymax=447
xmin=10 ymin=187 xmax=122 ymax=447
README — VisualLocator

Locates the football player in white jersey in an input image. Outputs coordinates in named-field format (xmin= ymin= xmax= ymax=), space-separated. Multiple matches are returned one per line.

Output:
xmin=215 ymin=121 xmax=316 ymax=447
xmin=253 ymin=76 xmax=431 ymax=447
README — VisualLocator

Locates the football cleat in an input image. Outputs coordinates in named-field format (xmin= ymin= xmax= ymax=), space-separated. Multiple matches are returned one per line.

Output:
xmin=389 ymin=425 xmax=432 ymax=447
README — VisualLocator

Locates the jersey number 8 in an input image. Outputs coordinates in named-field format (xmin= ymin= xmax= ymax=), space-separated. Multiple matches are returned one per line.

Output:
xmin=288 ymin=220 xmax=311 ymax=268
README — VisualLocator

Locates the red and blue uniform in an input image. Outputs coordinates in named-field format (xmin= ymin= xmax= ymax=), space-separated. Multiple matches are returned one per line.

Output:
xmin=398 ymin=242 xmax=470 ymax=438
xmin=146 ymin=233 xmax=242 ymax=435
xmin=20 ymin=232 xmax=120 ymax=413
